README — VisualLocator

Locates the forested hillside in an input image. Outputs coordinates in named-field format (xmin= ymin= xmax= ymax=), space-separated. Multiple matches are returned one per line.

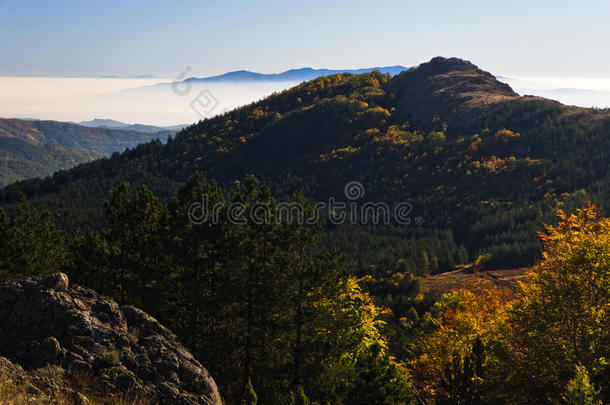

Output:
xmin=3 ymin=179 xmax=610 ymax=404
xmin=0 ymin=137 xmax=91 ymax=188
xmin=2 ymin=57 xmax=610 ymax=403
xmin=0 ymin=118 xmax=173 ymax=186
xmin=2 ymin=57 xmax=608 ymax=270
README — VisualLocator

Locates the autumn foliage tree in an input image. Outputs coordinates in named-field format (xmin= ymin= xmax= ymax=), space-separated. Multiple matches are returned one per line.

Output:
xmin=497 ymin=204 xmax=610 ymax=402
xmin=410 ymin=204 xmax=610 ymax=403
xmin=409 ymin=287 xmax=510 ymax=403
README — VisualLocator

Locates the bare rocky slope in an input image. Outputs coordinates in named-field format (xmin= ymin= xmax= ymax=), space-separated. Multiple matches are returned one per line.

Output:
xmin=387 ymin=56 xmax=520 ymax=127
xmin=0 ymin=273 xmax=221 ymax=404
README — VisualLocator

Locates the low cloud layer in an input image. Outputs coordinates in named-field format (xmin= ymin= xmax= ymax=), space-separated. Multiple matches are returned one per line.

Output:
xmin=1 ymin=75 xmax=609 ymax=127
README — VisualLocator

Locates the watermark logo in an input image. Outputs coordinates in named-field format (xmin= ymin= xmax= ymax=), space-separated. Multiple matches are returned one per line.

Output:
xmin=190 ymin=89 xmax=219 ymax=117
xmin=187 ymin=181 xmax=423 ymax=226
xmin=344 ymin=181 xmax=364 ymax=200
xmin=171 ymin=66 xmax=193 ymax=97
xmin=172 ymin=66 xmax=228 ymax=119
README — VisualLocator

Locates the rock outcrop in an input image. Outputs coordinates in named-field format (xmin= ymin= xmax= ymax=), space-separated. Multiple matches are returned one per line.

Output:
xmin=0 ymin=273 xmax=222 ymax=404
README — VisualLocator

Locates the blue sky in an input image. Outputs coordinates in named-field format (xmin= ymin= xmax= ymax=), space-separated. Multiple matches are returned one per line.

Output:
xmin=1 ymin=0 xmax=608 ymax=77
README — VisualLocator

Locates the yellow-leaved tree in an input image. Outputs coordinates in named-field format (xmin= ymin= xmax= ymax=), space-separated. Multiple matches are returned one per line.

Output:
xmin=410 ymin=204 xmax=610 ymax=404
xmin=409 ymin=286 xmax=510 ymax=404
xmin=496 ymin=204 xmax=610 ymax=403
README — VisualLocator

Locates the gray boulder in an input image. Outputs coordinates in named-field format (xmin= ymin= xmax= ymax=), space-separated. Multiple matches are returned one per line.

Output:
xmin=0 ymin=273 xmax=222 ymax=404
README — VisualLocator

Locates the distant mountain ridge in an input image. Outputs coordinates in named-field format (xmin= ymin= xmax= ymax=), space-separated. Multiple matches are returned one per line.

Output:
xmin=0 ymin=118 xmax=176 ymax=187
xmin=78 ymin=118 xmax=127 ymax=128
xmin=78 ymin=118 xmax=187 ymax=133
xmin=176 ymin=65 xmax=409 ymax=84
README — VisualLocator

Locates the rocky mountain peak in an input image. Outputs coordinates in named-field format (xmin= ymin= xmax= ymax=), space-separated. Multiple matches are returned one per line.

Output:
xmin=387 ymin=56 xmax=519 ymax=127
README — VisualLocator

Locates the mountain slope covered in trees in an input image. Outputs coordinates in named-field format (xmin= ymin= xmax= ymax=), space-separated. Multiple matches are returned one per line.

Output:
xmin=0 ymin=118 xmax=173 ymax=186
xmin=1 ymin=57 xmax=609 ymax=270
xmin=0 ymin=137 xmax=91 ymax=188
xmin=2 ymin=57 xmax=610 ymax=404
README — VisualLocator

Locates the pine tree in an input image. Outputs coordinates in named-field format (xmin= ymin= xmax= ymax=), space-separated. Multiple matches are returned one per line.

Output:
xmin=0 ymin=202 xmax=67 ymax=282
xmin=347 ymin=343 xmax=413 ymax=405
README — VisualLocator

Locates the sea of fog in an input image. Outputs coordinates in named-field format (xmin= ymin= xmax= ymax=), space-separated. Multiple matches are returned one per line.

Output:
xmin=498 ymin=76 xmax=610 ymax=109
xmin=0 ymin=76 xmax=609 ymax=127
xmin=0 ymin=76 xmax=301 ymax=127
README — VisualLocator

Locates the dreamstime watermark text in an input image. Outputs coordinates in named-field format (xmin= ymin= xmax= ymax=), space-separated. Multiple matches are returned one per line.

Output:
xmin=188 ymin=181 xmax=423 ymax=226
